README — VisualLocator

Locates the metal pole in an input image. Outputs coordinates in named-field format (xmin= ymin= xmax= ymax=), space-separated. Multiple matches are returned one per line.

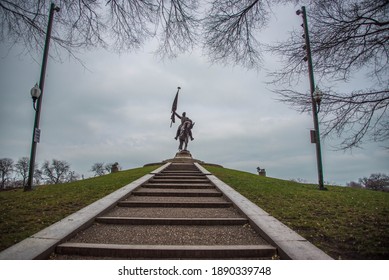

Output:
xmin=300 ymin=6 xmax=325 ymax=190
xmin=25 ymin=3 xmax=60 ymax=191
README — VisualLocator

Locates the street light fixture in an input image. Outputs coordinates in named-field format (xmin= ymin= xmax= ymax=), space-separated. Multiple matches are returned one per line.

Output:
xmin=30 ymin=83 xmax=41 ymax=111
xmin=313 ymin=86 xmax=323 ymax=113
xmin=297 ymin=6 xmax=326 ymax=191
xmin=25 ymin=3 xmax=60 ymax=191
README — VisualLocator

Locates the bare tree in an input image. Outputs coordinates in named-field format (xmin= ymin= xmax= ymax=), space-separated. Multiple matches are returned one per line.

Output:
xmin=0 ymin=0 xmax=104 ymax=59
xmin=14 ymin=157 xmax=29 ymax=186
xmin=90 ymin=162 xmax=106 ymax=177
xmin=154 ymin=0 xmax=200 ymax=59
xmin=202 ymin=0 xmax=268 ymax=69
xmin=203 ymin=0 xmax=389 ymax=149
xmin=270 ymin=0 xmax=389 ymax=149
xmin=359 ymin=173 xmax=389 ymax=191
xmin=66 ymin=170 xmax=80 ymax=182
xmin=0 ymin=0 xmax=199 ymax=59
xmin=2 ymin=1 xmax=387 ymax=149
xmin=0 ymin=158 xmax=14 ymax=189
xmin=42 ymin=159 xmax=70 ymax=184
xmin=33 ymin=167 xmax=43 ymax=185
xmin=275 ymin=87 xmax=389 ymax=149
xmin=105 ymin=162 xmax=114 ymax=173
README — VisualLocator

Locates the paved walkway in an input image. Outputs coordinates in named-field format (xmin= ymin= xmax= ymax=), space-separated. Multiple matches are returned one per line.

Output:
xmin=53 ymin=161 xmax=277 ymax=259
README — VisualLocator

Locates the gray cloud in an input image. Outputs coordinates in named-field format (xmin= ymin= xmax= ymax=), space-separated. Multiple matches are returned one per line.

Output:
xmin=1 ymin=5 xmax=387 ymax=185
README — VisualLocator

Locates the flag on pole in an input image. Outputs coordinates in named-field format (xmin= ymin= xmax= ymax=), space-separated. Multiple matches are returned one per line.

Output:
xmin=170 ymin=87 xmax=181 ymax=127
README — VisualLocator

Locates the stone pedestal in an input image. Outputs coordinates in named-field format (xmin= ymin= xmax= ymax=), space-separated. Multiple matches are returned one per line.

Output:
xmin=175 ymin=150 xmax=192 ymax=159
xmin=169 ymin=150 xmax=195 ymax=163
xmin=258 ymin=169 xmax=266 ymax=177
xmin=143 ymin=151 xmax=223 ymax=168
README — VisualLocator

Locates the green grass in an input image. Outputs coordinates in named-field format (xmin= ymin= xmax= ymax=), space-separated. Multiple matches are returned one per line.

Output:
xmin=0 ymin=165 xmax=159 ymax=252
xmin=1 ymin=164 xmax=388 ymax=259
xmin=205 ymin=165 xmax=389 ymax=260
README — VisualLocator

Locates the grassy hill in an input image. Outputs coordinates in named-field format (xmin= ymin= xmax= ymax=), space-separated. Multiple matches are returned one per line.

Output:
xmin=1 ymin=164 xmax=388 ymax=259
xmin=205 ymin=165 xmax=389 ymax=260
xmin=0 ymin=165 xmax=158 ymax=252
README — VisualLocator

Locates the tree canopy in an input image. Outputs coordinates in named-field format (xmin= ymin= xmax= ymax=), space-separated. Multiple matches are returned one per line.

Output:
xmin=1 ymin=0 xmax=388 ymax=149
xmin=272 ymin=0 xmax=389 ymax=149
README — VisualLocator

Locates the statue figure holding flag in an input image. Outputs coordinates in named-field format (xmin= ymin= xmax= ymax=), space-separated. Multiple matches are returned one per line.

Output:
xmin=170 ymin=87 xmax=195 ymax=151
xmin=174 ymin=112 xmax=194 ymax=141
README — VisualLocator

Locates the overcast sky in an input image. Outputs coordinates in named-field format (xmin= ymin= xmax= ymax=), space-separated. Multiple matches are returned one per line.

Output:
xmin=0 ymin=3 xmax=387 ymax=185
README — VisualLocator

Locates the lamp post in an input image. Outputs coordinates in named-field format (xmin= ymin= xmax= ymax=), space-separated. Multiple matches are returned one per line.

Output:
xmin=296 ymin=6 xmax=326 ymax=191
xmin=25 ymin=3 xmax=60 ymax=191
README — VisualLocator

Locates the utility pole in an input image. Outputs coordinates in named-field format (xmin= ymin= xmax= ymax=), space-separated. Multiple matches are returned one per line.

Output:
xmin=297 ymin=6 xmax=326 ymax=190
xmin=25 ymin=3 xmax=60 ymax=191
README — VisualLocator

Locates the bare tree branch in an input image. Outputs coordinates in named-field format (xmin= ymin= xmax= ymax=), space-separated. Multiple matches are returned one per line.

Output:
xmin=275 ymin=87 xmax=389 ymax=149
xmin=270 ymin=0 xmax=389 ymax=149
xmin=0 ymin=0 xmax=200 ymax=58
xmin=42 ymin=159 xmax=70 ymax=184
xmin=106 ymin=0 xmax=157 ymax=51
xmin=1 ymin=0 xmax=387 ymax=150
xmin=154 ymin=0 xmax=200 ymax=59
xmin=202 ymin=0 xmax=273 ymax=69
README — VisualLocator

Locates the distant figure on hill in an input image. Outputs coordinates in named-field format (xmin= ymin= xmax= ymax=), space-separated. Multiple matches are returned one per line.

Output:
xmin=111 ymin=162 xmax=119 ymax=173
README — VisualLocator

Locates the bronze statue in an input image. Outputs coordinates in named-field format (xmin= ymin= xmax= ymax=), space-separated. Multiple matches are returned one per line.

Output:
xmin=174 ymin=112 xmax=194 ymax=140
xmin=174 ymin=112 xmax=194 ymax=151
xmin=170 ymin=87 xmax=195 ymax=151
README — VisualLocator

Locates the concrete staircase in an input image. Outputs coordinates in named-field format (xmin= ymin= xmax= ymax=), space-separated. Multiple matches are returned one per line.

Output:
xmin=53 ymin=162 xmax=277 ymax=259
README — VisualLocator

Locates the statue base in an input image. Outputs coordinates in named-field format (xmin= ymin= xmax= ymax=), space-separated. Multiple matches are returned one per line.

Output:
xmin=167 ymin=150 xmax=199 ymax=163
xmin=175 ymin=150 xmax=192 ymax=159
xmin=144 ymin=150 xmax=223 ymax=167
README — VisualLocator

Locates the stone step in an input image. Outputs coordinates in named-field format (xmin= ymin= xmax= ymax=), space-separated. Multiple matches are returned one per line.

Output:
xmin=148 ymin=178 xmax=210 ymax=184
xmin=161 ymin=171 xmax=202 ymax=175
xmin=104 ymin=207 xmax=243 ymax=218
xmin=55 ymin=243 xmax=277 ymax=259
xmin=49 ymin=161 xmax=279 ymax=260
xmin=164 ymin=168 xmax=200 ymax=172
xmin=95 ymin=217 xmax=248 ymax=225
xmin=158 ymin=174 xmax=204 ymax=178
xmin=62 ymin=223 xmax=268 ymax=246
xmin=165 ymin=163 xmax=199 ymax=169
xmin=132 ymin=188 xmax=222 ymax=197
xmin=142 ymin=183 xmax=214 ymax=189
xmin=117 ymin=201 xmax=232 ymax=208
xmin=124 ymin=196 xmax=225 ymax=203
xmin=153 ymin=175 xmax=207 ymax=180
